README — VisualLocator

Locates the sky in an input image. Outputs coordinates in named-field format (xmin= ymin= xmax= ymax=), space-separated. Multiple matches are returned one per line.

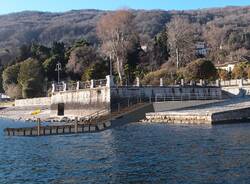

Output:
xmin=0 ymin=0 xmax=249 ymax=15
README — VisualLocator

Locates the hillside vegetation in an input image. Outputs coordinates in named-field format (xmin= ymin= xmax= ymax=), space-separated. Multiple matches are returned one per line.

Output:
xmin=0 ymin=6 xmax=250 ymax=99
xmin=0 ymin=6 xmax=249 ymax=65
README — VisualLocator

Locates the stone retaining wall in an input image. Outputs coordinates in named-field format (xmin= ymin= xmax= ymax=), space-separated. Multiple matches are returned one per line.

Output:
xmin=145 ymin=107 xmax=250 ymax=124
xmin=51 ymin=87 xmax=111 ymax=117
xmin=15 ymin=97 xmax=51 ymax=107
xmin=145 ymin=112 xmax=212 ymax=124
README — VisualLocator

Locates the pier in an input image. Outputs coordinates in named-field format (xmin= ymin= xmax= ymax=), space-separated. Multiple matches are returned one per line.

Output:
xmin=4 ymin=121 xmax=111 ymax=136
xmin=3 ymin=101 xmax=152 ymax=136
xmin=145 ymin=98 xmax=250 ymax=124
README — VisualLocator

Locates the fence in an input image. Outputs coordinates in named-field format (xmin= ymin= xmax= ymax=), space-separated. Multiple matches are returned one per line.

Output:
xmin=52 ymin=79 xmax=107 ymax=93
xmin=220 ymin=79 xmax=250 ymax=87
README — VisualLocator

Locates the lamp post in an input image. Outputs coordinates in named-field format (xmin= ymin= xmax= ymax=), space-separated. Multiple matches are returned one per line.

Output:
xmin=55 ymin=62 xmax=62 ymax=84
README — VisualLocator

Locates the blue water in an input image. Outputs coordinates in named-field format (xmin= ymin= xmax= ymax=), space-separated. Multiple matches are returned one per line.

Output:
xmin=1 ymin=120 xmax=250 ymax=184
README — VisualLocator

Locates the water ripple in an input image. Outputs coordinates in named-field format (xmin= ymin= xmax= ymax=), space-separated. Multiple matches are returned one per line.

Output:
xmin=1 ymin=120 xmax=250 ymax=183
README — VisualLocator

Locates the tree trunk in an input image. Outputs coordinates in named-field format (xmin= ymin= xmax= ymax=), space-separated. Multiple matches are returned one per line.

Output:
xmin=176 ymin=48 xmax=180 ymax=69
xmin=116 ymin=57 xmax=123 ymax=85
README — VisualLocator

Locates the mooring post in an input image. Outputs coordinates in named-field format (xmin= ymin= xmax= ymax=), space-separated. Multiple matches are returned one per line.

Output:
xmin=74 ymin=117 xmax=78 ymax=133
xmin=109 ymin=106 xmax=112 ymax=120
xmin=118 ymin=103 xmax=120 ymax=112
xmin=37 ymin=118 xmax=41 ymax=136
xmin=96 ymin=112 xmax=99 ymax=125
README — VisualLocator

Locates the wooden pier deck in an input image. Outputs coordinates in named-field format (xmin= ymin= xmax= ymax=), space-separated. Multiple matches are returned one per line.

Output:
xmin=4 ymin=121 xmax=111 ymax=136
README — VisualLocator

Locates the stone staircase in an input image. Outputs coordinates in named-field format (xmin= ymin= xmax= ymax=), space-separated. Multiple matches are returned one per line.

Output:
xmin=84 ymin=102 xmax=148 ymax=126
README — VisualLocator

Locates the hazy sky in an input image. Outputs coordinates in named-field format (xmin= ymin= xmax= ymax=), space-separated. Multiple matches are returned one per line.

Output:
xmin=0 ymin=0 xmax=249 ymax=14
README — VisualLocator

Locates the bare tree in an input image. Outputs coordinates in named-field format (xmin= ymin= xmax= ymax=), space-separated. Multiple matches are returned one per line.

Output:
xmin=167 ymin=16 xmax=196 ymax=68
xmin=97 ymin=10 xmax=135 ymax=84
xmin=203 ymin=23 xmax=229 ymax=64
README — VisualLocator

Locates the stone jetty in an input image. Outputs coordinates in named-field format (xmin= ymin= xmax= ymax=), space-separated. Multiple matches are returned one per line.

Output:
xmin=145 ymin=98 xmax=250 ymax=124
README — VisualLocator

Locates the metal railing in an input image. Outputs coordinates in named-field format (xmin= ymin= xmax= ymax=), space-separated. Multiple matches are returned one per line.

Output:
xmin=94 ymin=79 xmax=107 ymax=87
xmin=79 ymin=81 xmax=91 ymax=89
xmin=54 ymin=83 xmax=65 ymax=92
xmin=53 ymin=78 xmax=107 ymax=93
xmin=220 ymin=79 xmax=250 ymax=87
xmin=67 ymin=82 xmax=78 ymax=91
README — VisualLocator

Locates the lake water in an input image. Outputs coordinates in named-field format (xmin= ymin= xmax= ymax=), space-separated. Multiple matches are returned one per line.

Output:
xmin=1 ymin=120 xmax=250 ymax=184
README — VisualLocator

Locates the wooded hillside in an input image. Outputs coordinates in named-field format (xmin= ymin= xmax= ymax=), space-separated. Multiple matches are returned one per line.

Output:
xmin=0 ymin=6 xmax=249 ymax=65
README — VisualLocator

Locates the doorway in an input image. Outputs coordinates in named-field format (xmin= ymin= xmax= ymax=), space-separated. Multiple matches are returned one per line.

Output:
xmin=58 ymin=103 xmax=64 ymax=116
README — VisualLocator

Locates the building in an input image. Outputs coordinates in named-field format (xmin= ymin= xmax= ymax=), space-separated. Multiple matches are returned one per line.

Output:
xmin=195 ymin=41 xmax=209 ymax=57
xmin=0 ymin=93 xmax=10 ymax=101
xmin=141 ymin=45 xmax=148 ymax=52
xmin=215 ymin=61 xmax=240 ymax=72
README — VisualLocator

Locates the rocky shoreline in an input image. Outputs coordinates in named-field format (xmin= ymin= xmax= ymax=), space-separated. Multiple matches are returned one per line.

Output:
xmin=0 ymin=105 xmax=54 ymax=122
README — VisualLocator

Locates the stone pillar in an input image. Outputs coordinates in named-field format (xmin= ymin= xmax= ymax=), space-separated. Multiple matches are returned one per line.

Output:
xmin=136 ymin=77 xmax=140 ymax=87
xmin=181 ymin=79 xmax=184 ymax=86
xmin=239 ymin=78 xmax=243 ymax=88
xmin=90 ymin=80 xmax=95 ymax=88
xmin=52 ymin=83 xmax=55 ymax=93
xmin=63 ymin=82 xmax=67 ymax=92
xmin=106 ymin=75 xmax=114 ymax=87
xmin=216 ymin=79 xmax=221 ymax=87
xmin=76 ymin=81 xmax=80 ymax=91
xmin=199 ymin=79 xmax=203 ymax=86
xmin=160 ymin=78 xmax=163 ymax=87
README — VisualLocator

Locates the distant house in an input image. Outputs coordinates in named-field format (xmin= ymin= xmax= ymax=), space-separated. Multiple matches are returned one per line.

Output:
xmin=0 ymin=93 xmax=10 ymax=101
xmin=195 ymin=41 xmax=209 ymax=57
xmin=215 ymin=61 xmax=241 ymax=72
xmin=141 ymin=45 xmax=148 ymax=52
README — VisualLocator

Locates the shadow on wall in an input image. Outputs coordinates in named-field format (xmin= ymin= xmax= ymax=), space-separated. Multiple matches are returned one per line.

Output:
xmin=222 ymin=88 xmax=248 ymax=98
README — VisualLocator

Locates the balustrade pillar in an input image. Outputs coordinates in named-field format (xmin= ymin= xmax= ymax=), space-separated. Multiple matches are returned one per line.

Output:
xmin=136 ymin=77 xmax=140 ymax=87
xmin=160 ymin=78 xmax=163 ymax=87
xmin=76 ymin=81 xmax=80 ymax=90
xmin=90 ymin=80 xmax=95 ymax=88
xmin=106 ymin=75 xmax=114 ymax=87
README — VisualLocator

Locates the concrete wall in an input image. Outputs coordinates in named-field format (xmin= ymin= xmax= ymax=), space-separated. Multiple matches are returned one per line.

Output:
xmin=14 ymin=85 xmax=222 ymax=118
xmin=212 ymin=107 xmax=250 ymax=123
xmin=111 ymin=86 xmax=222 ymax=102
xmin=145 ymin=111 xmax=212 ymax=124
xmin=51 ymin=87 xmax=111 ymax=117
xmin=15 ymin=97 xmax=51 ymax=107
